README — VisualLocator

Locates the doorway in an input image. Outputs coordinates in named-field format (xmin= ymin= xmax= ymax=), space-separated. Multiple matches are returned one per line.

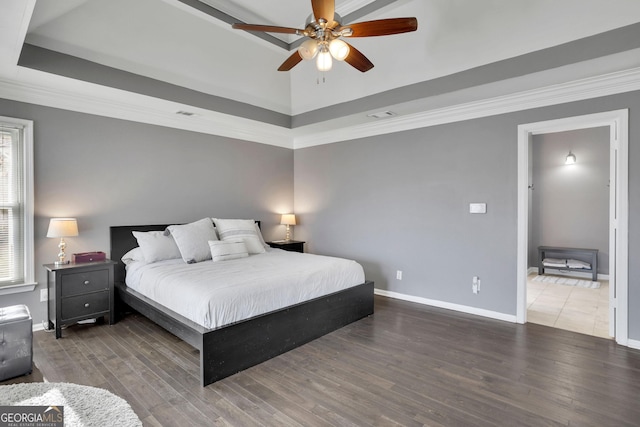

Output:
xmin=527 ymin=127 xmax=609 ymax=337
xmin=516 ymin=110 xmax=629 ymax=346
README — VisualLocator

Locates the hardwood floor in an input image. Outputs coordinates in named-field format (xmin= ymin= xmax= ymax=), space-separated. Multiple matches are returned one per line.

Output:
xmin=4 ymin=296 xmax=640 ymax=426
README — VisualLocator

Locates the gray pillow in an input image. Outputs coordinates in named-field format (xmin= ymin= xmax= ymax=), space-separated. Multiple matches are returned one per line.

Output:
xmin=166 ymin=218 xmax=218 ymax=263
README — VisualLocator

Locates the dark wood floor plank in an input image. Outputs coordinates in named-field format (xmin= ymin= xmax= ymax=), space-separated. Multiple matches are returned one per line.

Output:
xmin=4 ymin=296 xmax=640 ymax=426
xmin=295 ymin=338 xmax=492 ymax=427
xmin=237 ymin=370 xmax=336 ymax=427
xmin=315 ymin=329 xmax=524 ymax=425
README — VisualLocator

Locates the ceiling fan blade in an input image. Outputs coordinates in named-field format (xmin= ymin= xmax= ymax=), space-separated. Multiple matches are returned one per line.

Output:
xmin=232 ymin=23 xmax=303 ymax=35
xmin=344 ymin=43 xmax=374 ymax=73
xmin=311 ymin=0 xmax=335 ymax=23
xmin=278 ymin=51 xmax=304 ymax=71
xmin=341 ymin=17 xmax=418 ymax=37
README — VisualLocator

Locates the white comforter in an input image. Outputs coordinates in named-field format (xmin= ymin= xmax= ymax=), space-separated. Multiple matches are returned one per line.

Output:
xmin=125 ymin=249 xmax=365 ymax=329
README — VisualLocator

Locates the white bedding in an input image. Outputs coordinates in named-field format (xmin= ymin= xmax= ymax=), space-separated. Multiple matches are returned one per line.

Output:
xmin=125 ymin=249 xmax=365 ymax=329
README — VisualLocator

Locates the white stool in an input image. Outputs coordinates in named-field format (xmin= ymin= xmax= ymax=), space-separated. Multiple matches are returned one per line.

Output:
xmin=0 ymin=304 xmax=33 ymax=381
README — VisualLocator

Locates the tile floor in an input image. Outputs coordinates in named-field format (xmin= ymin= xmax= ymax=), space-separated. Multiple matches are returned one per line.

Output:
xmin=527 ymin=273 xmax=610 ymax=339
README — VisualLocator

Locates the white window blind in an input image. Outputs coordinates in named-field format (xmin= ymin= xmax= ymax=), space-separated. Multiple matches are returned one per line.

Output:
xmin=0 ymin=118 xmax=34 ymax=288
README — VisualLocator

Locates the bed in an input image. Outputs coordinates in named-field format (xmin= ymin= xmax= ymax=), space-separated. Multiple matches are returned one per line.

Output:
xmin=109 ymin=223 xmax=374 ymax=386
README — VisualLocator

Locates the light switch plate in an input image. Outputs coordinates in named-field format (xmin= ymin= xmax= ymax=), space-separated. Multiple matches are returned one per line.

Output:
xmin=470 ymin=203 xmax=487 ymax=214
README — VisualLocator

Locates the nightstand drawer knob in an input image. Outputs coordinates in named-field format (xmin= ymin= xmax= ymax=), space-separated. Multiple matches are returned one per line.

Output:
xmin=84 ymin=303 xmax=90 ymax=308
xmin=84 ymin=280 xmax=90 ymax=285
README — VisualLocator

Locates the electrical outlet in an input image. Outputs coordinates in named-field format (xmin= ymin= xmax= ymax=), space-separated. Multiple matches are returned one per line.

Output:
xmin=396 ymin=270 xmax=403 ymax=280
xmin=472 ymin=276 xmax=480 ymax=294
xmin=40 ymin=288 xmax=48 ymax=302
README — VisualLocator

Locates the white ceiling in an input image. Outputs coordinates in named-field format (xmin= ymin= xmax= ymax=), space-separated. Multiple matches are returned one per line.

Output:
xmin=2 ymin=0 xmax=640 ymax=148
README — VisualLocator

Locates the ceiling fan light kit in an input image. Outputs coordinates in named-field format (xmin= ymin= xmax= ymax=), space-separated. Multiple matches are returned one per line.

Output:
xmin=232 ymin=0 xmax=417 ymax=73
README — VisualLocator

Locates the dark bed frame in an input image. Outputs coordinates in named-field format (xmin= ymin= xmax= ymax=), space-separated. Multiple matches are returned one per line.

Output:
xmin=109 ymin=224 xmax=374 ymax=386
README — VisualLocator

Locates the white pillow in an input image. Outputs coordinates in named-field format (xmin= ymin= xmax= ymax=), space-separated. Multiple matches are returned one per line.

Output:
xmin=254 ymin=222 xmax=269 ymax=249
xmin=212 ymin=218 xmax=266 ymax=254
xmin=132 ymin=231 xmax=181 ymax=263
xmin=121 ymin=247 xmax=145 ymax=265
xmin=208 ymin=240 xmax=249 ymax=262
xmin=166 ymin=218 xmax=218 ymax=263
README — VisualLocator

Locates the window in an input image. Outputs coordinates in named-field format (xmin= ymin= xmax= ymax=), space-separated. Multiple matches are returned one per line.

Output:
xmin=0 ymin=117 xmax=34 ymax=291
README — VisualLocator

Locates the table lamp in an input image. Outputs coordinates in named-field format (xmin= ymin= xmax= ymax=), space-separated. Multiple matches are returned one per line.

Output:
xmin=280 ymin=214 xmax=296 ymax=241
xmin=47 ymin=218 xmax=79 ymax=265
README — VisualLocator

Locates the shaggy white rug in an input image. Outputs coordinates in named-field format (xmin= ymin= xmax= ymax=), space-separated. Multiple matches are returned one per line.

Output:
xmin=0 ymin=382 xmax=142 ymax=427
xmin=532 ymin=275 xmax=600 ymax=289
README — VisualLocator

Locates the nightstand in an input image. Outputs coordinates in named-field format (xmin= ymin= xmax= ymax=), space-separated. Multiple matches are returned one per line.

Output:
xmin=44 ymin=260 xmax=116 ymax=339
xmin=267 ymin=240 xmax=305 ymax=253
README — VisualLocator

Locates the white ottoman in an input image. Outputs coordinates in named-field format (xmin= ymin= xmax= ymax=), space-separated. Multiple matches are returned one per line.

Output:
xmin=0 ymin=304 xmax=33 ymax=381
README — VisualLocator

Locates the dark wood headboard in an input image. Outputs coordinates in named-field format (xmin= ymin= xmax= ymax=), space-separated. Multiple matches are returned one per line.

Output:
xmin=110 ymin=221 xmax=261 ymax=285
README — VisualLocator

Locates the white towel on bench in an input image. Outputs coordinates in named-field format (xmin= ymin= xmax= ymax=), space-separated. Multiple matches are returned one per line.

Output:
xmin=566 ymin=259 xmax=591 ymax=269
xmin=542 ymin=258 xmax=567 ymax=268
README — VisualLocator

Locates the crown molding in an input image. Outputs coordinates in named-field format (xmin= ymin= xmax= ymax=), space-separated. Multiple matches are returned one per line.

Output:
xmin=0 ymin=69 xmax=293 ymax=149
xmin=292 ymin=66 xmax=640 ymax=149
xmin=1 ymin=65 xmax=640 ymax=151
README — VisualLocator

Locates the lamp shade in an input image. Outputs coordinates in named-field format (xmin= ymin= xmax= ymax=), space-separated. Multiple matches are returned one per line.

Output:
xmin=329 ymin=39 xmax=350 ymax=61
xmin=47 ymin=218 xmax=79 ymax=238
xmin=316 ymin=49 xmax=332 ymax=71
xmin=298 ymin=39 xmax=319 ymax=60
xmin=280 ymin=214 xmax=296 ymax=226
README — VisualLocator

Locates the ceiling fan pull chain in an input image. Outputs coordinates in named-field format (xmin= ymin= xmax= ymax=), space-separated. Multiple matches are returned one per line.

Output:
xmin=316 ymin=71 xmax=327 ymax=85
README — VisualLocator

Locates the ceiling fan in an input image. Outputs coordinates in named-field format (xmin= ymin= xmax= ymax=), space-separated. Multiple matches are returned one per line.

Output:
xmin=232 ymin=0 xmax=418 ymax=73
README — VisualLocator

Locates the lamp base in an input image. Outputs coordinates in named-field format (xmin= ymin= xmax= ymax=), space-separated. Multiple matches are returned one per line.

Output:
xmin=55 ymin=238 xmax=70 ymax=267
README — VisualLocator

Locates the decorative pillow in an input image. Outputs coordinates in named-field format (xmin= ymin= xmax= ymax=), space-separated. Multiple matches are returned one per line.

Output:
xmin=212 ymin=218 xmax=265 ymax=254
xmin=132 ymin=230 xmax=181 ymax=263
xmin=208 ymin=240 xmax=249 ymax=262
xmin=166 ymin=218 xmax=218 ymax=263
xmin=121 ymin=247 xmax=145 ymax=265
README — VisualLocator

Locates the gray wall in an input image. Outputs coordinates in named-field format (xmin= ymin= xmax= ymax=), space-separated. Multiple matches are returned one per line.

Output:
xmin=295 ymin=121 xmax=517 ymax=314
xmin=529 ymin=128 xmax=610 ymax=274
xmin=294 ymin=90 xmax=640 ymax=340
xmin=1 ymin=90 xmax=639 ymax=342
xmin=0 ymin=98 xmax=294 ymax=325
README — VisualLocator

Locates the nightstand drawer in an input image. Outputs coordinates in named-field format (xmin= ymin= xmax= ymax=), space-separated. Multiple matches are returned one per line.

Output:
xmin=60 ymin=269 xmax=109 ymax=296
xmin=61 ymin=291 xmax=109 ymax=320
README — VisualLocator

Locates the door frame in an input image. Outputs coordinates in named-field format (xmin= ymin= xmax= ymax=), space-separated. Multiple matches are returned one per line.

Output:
xmin=516 ymin=109 xmax=629 ymax=345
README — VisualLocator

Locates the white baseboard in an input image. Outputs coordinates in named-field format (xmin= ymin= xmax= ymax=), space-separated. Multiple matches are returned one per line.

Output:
xmin=627 ymin=338 xmax=640 ymax=350
xmin=374 ymin=288 xmax=517 ymax=323
xmin=32 ymin=321 xmax=46 ymax=332
xmin=528 ymin=267 xmax=609 ymax=281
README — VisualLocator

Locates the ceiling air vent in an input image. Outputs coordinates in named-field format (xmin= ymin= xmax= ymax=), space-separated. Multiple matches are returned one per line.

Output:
xmin=367 ymin=111 xmax=397 ymax=119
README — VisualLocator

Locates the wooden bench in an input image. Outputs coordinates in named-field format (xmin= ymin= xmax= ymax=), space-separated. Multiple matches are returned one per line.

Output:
xmin=538 ymin=246 xmax=598 ymax=281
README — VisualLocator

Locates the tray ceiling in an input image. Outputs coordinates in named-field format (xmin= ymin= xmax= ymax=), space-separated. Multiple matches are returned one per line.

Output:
xmin=2 ymin=0 xmax=640 ymax=148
